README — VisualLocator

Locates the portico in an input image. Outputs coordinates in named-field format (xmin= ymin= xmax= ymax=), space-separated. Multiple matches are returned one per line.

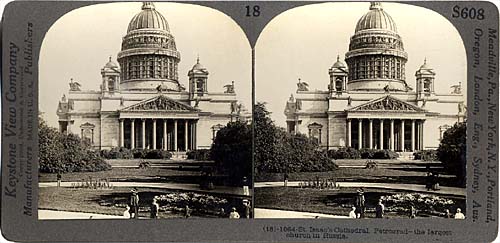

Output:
xmin=345 ymin=95 xmax=427 ymax=152
xmin=119 ymin=118 xmax=197 ymax=151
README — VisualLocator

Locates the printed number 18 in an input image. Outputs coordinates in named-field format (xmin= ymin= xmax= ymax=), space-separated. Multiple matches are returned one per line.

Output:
xmin=246 ymin=5 xmax=261 ymax=17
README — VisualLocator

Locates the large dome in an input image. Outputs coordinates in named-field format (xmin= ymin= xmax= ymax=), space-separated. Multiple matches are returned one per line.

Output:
xmin=117 ymin=2 xmax=181 ymax=91
xmin=345 ymin=2 xmax=408 ymax=92
xmin=355 ymin=2 xmax=397 ymax=33
xmin=127 ymin=2 xmax=170 ymax=33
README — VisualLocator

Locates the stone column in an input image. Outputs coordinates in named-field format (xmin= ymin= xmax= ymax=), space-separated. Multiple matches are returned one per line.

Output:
xmin=411 ymin=120 xmax=415 ymax=151
xmin=379 ymin=119 xmax=384 ymax=150
xmin=368 ymin=119 xmax=373 ymax=149
xmin=141 ymin=119 xmax=146 ymax=149
xmin=184 ymin=120 xmax=189 ymax=151
xmin=131 ymin=119 xmax=135 ymax=149
xmin=152 ymin=119 xmax=157 ymax=150
xmin=194 ymin=120 xmax=197 ymax=149
xmin=119 ymin=119 xmax=124 ymax=148
xmin=163 ymin=120 xmax=167 ymax=150
xmin=420 ymin=120 xmax=425 ymax=150
xmin=400 ymin=120 xmax=405 ymax=152
xmin=347 ymin=119 xmax=352 ymax=147
xmin=358 ymin=119 xmax=363 ymax=149
xmin=173 ymin=120 xmax=178 ymax=151
xmin=390 ymin=119 xmax=394 ymax=150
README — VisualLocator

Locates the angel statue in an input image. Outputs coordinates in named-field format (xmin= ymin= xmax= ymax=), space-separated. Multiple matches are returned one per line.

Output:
xmin=297 ymin=78 xmax=309 ymax=91
xmin=69 ymin=78 xmax=81 ymax=91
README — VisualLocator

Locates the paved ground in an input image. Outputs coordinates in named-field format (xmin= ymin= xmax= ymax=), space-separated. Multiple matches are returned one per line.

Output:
xmin=39 ymin=181 xmax=251 ymax=197
xmin=254 ymin=208 xmax=347 ymax=218
xmin=254 ymin=181 xmax=465 ymax=197
xmin=39 ymin=210 xmax=126 ymax=220
xmin=39 ymin=209 xmax=346 ymax=220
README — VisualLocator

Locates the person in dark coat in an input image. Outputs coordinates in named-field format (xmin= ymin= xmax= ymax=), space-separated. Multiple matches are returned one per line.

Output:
xmin=130 ymin=188 xmax=140 ymax=219
xmin=375 ymin=199 xmax=385 ymax=218
xmin=354 ymin=189 xmax=366 ymax=218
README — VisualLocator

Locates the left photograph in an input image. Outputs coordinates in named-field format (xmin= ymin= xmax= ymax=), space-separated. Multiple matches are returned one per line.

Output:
xmin=38 ymin=2 xmax=252 ymax=219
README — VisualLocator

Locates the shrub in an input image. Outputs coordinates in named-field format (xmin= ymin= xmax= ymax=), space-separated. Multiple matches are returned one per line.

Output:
xmin=413 ymin=150 xmax=438 ymax=161
xmin=373 ymin=149 xmax=399 ymax=159
xmin=138 ymin=160 xmax=151 ymax=169
xmin=328 ymin=147 xmax=361 ymax=159
xmin=145 ymin=149 xmax=172 ymax=159
xmin=101 ymin=147 xmax=133 ymax=159
xmin=187 ymin=149 xmax=212 ymax=161
xmin=359 ymin=148 xmax=375 ymax=159
xmin=157 ymin=192 xmax=229 ymax=214
xmin=132 ymin=149 xmax=147 ymax=159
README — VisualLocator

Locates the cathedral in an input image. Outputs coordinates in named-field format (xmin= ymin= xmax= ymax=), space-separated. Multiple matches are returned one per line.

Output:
xmin=57 ymin=2 xmax=248 ymax=152
xmin=284 ymin=2 xmax=465 ymax=153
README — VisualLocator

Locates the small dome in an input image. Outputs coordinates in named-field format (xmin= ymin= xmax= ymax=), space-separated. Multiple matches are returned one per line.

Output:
xmin=191 ymin=57 xmax=206 ymax=70
xmin=104 ymin=56 xmax=118 ymax=68
xmin=355 ymin=2 xmax=397 ymax=33
xmin=332 ymin=55 xmax=346 ymax=68
xmin=419 ymin=58 xmax=432 ymax=69
xmin=127 ymin=2 xmax=170 ymax=33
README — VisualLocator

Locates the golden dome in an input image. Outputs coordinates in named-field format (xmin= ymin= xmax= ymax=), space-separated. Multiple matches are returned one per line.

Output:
xmin=355 ymin=2 xmax=397 ymax=33
xmin=127 ymin=2 xmax=170 ymax=33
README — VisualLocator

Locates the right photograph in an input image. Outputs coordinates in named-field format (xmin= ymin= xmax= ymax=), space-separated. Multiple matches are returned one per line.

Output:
xmin=254 ymin=2 xmax=467 ymax=219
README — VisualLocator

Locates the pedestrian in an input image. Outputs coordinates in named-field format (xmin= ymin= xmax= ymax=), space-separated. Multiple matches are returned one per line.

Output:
xmin=184 ymin=205 xmax=191 ymax=218
xmin=150 ymin=196 xmax=159 ymax=219
xmin=123 ymin=205 xmax=131 ymax=219
xmin=444 ymin=209 xmax=453 ymax=218
xmin=354 ymin=188 xmax=365 ymax=218
xmin=229 ymin=207 xmax=240 ymax=219
xmin=426 ymin=172 xmax=432 ymax=191
xmin=348 ymin=207 xmax=357 ymax=218
xmin=57 ymin=172 xmax=62 ymax=188
xmin=130 ymin=188 xmax=140 ymax=219
xmin=409 ymin=206 xmax=417 ymax=218
xmin=242 ymin=177 xmax=250 ymax=196
xmin=243 ymin=200 xmax=251 ymax=219
xmin=284 ymin=172 xmax=289 ymax=187
xmin=375 ymin=199 xmax=385 ymax=218
xmin=454 ymin=208 xmax=465 ymax=219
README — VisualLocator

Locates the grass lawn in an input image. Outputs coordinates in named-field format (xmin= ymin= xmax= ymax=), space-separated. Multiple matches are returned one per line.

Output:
xmin=256 ymin=167 xmax=460 ymax=187
xmin=255 ymin=187 xmax=465 ymax=218
xmin=39 ymin=167 xmax=201 ymax=183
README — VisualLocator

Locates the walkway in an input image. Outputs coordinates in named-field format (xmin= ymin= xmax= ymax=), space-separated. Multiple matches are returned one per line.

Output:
xmin=254 ymin=181 xmax=465 ymax=197
xmin=39 ymin=210 xmax=126 ymax=220
xmin=39 ymin=182 xmax=251 ymax=197
xmin=254 ymin=208 xmax=347 ymax=219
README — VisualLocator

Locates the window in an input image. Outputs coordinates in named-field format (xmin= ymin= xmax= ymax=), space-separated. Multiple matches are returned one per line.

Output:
xmin=308 ymin=122 xmax=323 ymax=144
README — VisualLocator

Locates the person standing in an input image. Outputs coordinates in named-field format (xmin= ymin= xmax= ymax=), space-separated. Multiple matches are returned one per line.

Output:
xmin=229 ymin=207 xmax=240 ymax=219
xmin=150 ymin=196 xmax=159 ymax=219
xmin=184 ymin=205 xmax=191 ymax=218
xmin=130 ymin=188 xmax=140 ymax=219
xmin=242 ymin=177 xmax=250 ymax=196
xmin=409 ymin=206 xmax=417 ymax=218
xmin=375 ymin=199 xmax=385 ymax=218
xmin=354 ymin=189 xmax=365 ymax=218
xmin=348 ymin=207 xmax=357 ymax=218
xmin=284 ymin=172 xmax=289 ymax=187
xmin=444 ymin=209 xmax=453 ymax=218
xmin=243 ymin=200 xmax=251 ymax=219
xmin=454 ymin=208 xmax=465 ymax=219
xmin=57 ymin=172 xmax=62 ymax=188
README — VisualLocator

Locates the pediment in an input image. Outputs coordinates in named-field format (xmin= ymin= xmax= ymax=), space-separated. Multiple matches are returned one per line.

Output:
xmin=347 ymin=95 xmax=425 ymax=112
xmin=121 ymin=95 xmax=198 ymax=112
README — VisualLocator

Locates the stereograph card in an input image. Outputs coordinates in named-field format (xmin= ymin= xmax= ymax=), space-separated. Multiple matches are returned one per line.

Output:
xmin=0 ymin=0 xmax=499 ymax=242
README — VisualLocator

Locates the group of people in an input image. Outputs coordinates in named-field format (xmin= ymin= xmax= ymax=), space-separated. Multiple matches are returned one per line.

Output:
xmin=348 ymin=189 xmax=385 ymax=219
xmin=123 ymin=188 xmax=251 ymax=219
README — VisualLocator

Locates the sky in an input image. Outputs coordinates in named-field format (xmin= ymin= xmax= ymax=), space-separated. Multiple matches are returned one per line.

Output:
xmin=255 ymin=2 xmax=467 ymax=127
xmin=39 ymin=2 xmax=251 ymax=127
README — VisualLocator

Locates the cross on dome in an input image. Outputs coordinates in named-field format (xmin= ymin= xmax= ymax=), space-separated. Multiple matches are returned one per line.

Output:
xmin=142 ymin=2 xmax=155 ymax=10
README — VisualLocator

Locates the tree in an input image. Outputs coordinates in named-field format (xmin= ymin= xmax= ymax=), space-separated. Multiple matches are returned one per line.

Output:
xmin=254 ymin=103 xmax=337 ymax=174
xmin=210 ymin=121 xmax=252 ymax=185
xmin=38 ymin=116 xmax=110 ymax=173
xmin=437 ymin=122 xmax=466 ymax=187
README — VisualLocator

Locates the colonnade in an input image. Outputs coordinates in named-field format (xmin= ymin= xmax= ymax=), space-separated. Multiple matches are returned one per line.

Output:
xmin=119 ymin=118 xmax=197 ymax=151
xmin=346 ymin=118 xmax=424 ymax=152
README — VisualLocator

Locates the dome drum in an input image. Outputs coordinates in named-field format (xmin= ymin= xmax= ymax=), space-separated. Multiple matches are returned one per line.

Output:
xmin=349 ymin=32 xmax=404 ymax=51
xmin=121 ymin=31 xmax=177 ymax=51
